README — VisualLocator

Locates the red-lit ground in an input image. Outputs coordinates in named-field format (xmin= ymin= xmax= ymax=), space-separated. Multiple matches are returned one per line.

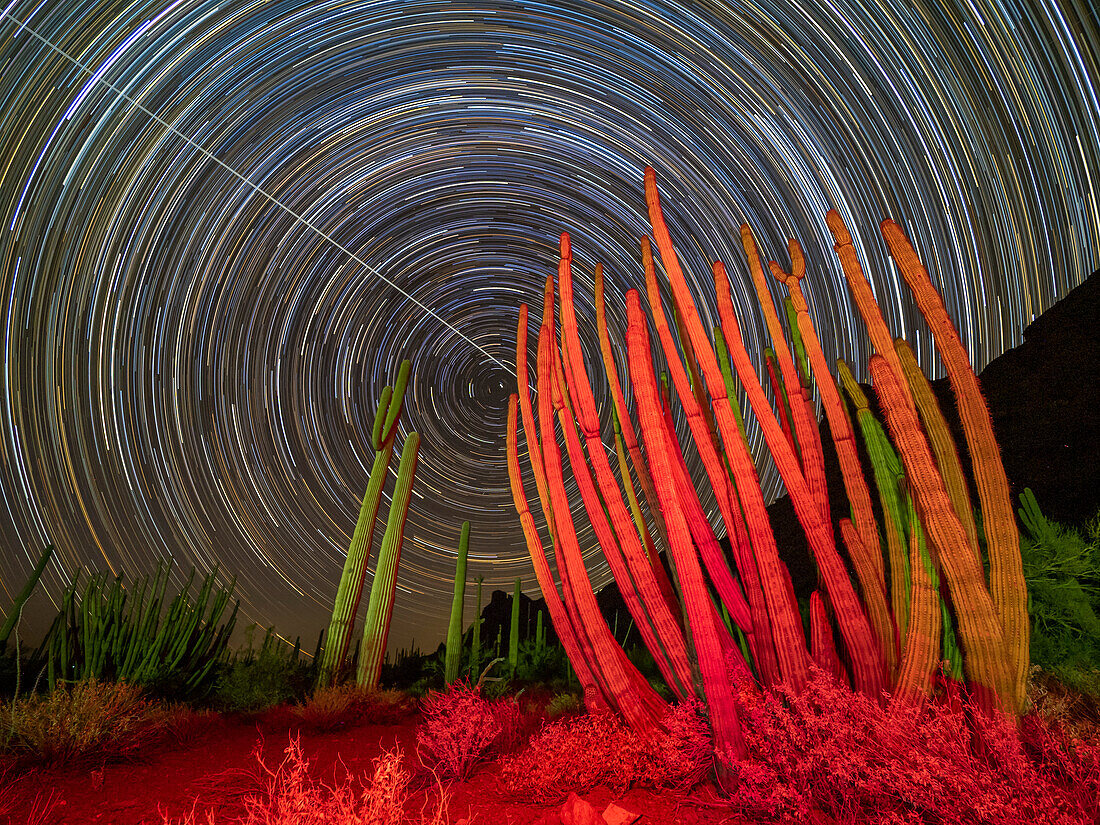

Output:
xmin=3 ymin=709 xmax=740 ymax=825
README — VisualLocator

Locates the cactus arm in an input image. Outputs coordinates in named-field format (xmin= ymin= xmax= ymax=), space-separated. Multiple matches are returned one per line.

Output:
xmin=714 ymin=255 xmax=886 ymax=696
xmin=738 ymin=223 xmax=830 ymax=523
xmin=508 ymin=578 xmax=521 ymax=675
xmin=357 ymin=431 xmax=419 ymax=688
xmin=771 ymin=248 xmax=884 ymax=586
xmin=810 ymin=591 xmax=847 ymax=684
xmin=557 ymin=235 xmax=694 ymax=696
xmin=893 ymin=511 xmax=942 ymax=703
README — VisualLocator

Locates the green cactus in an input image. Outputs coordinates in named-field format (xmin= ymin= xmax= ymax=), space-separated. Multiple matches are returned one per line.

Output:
xmin=319 ymin=360 xmax=411 ymax=686
xmin=509 ymin=577 xmax=521 ymax=675
xmin=444 ymin=521 xmax=471 ymax=684
xmin=357 ymin=431 xmax=420 ymax=689
xmin=471 ymin=575 xmax=483 ymax=675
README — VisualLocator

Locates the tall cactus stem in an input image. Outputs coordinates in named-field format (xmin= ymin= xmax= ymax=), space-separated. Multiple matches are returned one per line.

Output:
xmin=444 ymin=521 xmax=471 ymax=685
xmin=357 ymin=432 xmax=420 ymax=689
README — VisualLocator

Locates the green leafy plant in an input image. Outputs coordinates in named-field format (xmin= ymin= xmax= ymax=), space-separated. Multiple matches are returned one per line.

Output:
xmin=1018 ymin=491 xmax=1100 ymax=694
xmin=209 ymin=627 xmax=313 ymax=714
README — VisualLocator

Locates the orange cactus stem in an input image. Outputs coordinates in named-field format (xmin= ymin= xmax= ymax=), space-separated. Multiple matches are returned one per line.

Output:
xmin=557 ymin=234 xmax=695 ymax=698
xmin=739 ymin=224 xmax=830 ymax=526
xmin=537 ymin=316 xmax=668 ymax=731
xmin=869 ymin=353 xmax=1013 ymax=715
xmin=641 ymin=235 xmax=781 ymax=684
xmin=825 ymin=211 xmax=914 ymax=411
xmin=713 ymin=257 xmax=885 ymax=698
xmin=895 ymin=338 xmax=981 ymax=568
xmin=595 ymin=263 xmax=677 ymax=593
xmin=893 ymin=500 xmax=942 ymax=704
xmin=839 ymin=518 xmax=899 ymax=677
xmin=810 ymin=591 xmax=847 ymax=685
xmin=626 ymin=288 xmax=746 ymax=766
xmin=515 ymin=304 xmax=556 ymax=544
xmin=769 ymin=244 xmax=883 ymax=586
xmin=765 ymin=349 xmax=797 ymax=455
xmin=880 ymin=220 xmax=1027 ymax=712
xmin=838 ymin=359 xmax=912 ymax=643
xmin=769 ymin=247 xmax=895 ymax=674
xmin=507 ymin=394 xmax=609 ymax=712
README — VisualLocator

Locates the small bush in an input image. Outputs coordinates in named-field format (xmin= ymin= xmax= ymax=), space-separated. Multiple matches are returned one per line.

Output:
xmin=1 ymin=679 xmax=161 ymax=766
xmin=209 ymin=649 xmax=312 ymax=714
xmin=163 ymin=735 xmax=447 ymax=825
xmin=291 ymin=685 xmax=414 ymax=732
xmin=502 ymin=702 xmax=713 ymax=802
xmin=415 ymin=682 xmax=510 ymax=780
xmin=726 ymin=666 xmax=1099 ymax=824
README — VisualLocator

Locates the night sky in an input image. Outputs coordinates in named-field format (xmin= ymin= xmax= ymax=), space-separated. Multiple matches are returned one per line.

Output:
xmin=1 ymin=0 xmax=1097 ymax=656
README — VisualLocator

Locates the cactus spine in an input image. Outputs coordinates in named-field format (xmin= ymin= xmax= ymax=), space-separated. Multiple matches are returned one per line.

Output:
xmin=357 ymin=431 xmax=420 ymax=689
xmin=319 ymin=360 xmax=412 ymax=686
xmin=444 ymin=521 xmax=471 ymax=685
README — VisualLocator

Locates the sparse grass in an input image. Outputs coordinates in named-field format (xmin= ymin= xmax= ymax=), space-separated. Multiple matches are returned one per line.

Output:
xmin=162 ymin=735 xmax=449 ymax=825
xmin=291 ymin=684 xmax=414 ymax=732
xmin=0 ymin=679 xmax=217 ymax=770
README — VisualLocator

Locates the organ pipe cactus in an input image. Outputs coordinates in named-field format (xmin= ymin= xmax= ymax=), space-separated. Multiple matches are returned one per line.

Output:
xmin=357 ymin=431 xmax=420 ymax=689
xmin=319 ymin=360 xmax=412 ymax=686
xmin=444 ymin=521 xmax=471 ymax=685
xmin=506 ymin=168 xmax=1029 ymax=784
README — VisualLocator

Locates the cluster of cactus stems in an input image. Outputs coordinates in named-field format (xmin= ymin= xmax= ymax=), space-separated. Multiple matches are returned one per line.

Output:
xmin=319 ymin=360 xmax=420 ymax=688
xmin=30 ymin=561 xmax=238 ymax=695
xmin=506 ymin=168 xmax=1027 ymax=778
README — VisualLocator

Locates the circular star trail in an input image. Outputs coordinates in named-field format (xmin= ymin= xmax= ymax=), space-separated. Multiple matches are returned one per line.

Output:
xmin=0 ymin=0 xmax=1097 ymax=652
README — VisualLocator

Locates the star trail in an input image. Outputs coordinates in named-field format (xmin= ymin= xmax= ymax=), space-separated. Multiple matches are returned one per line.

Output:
xmin=0 ymin=0 xmax=1097 ymax=653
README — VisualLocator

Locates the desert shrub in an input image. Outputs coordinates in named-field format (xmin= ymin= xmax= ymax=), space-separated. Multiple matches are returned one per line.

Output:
xmin=1019 ymin=497 xmax=1100 ymax=692
xmin=1 ymin=679 xmax=161 ymax=766
xmin=544 ymin=691 xmax=581 ymax=718
xmin=208 ymin=635 xmax=313 ymax=714
xmin=416 ymin=682 xmax=530 ymax=780
xmin=501 ymin=702 xmax=713 ymax=802
xmin=291 ymin=685 xmax=414 ymax=732
xmin=163 ymin=736 xmax=447 ymax=825
xmin=726 ymin=667 xmax=1098 ymax=824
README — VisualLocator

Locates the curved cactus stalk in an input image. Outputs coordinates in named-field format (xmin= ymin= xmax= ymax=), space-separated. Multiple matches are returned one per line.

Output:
xmin=319 ymin=360 xmax=412 ymax=686
xmin=626 ymin=289 xmax=746 ymax=767
xmin=557 ymin=235 xmax=694 ymax=697
xmin=869 ymin=355 xmax=1012 ymax=713
xmin=894 ymin=510 xmax=942 ymax=704
xmin=444 ymin=521 xmax=471 ymax=685
xmin=838 ymin=359 xmax=912 ymax=643
xmin=506 ymin=394 xmax=607 ymax=710
xmin=536 ymin=319 xmax=668 ymax=730
xmin=810 ymin=591 xmax=847 ymax=684
xmin=895 ymin=338 xmax=981 ymax=566
xmin=881 ymin=220 xmax=1027 ymax=711
xmin=357 ymin=431 xmax=419 ymax=689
